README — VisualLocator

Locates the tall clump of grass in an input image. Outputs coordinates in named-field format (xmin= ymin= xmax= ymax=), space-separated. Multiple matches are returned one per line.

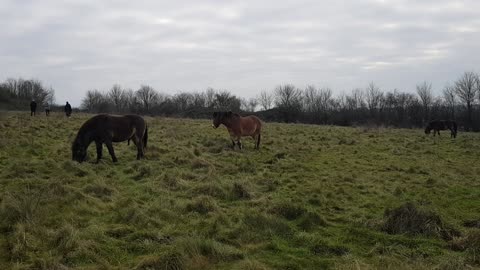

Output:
xmin=231 ymin=182 xmax=252 ymax=200
xmin=178 ymin=236 xmax=244 ymax=263
xmin=450 ymin=229 xmax=480 ymax=264
xmin=269 ymin=201 xmax=306 ymax=221
xmin=0 ymin=190 xmax=43 ymax=231
xmin=135 ymin=237 xmax=244 ymax=270
xmin=185 ymin=196 xmax=218 ymax=214
xmin=136 ymin=249 xmax=186 ymax=270
xmin=382 ymin=202 xmax=460 ymax=240
xmin=234 ymin=259 xmax=270 ymax=270
xmin=51 ymin=223 xmax=79 ymax=257
xmin=234 ymin=212 xmax=293 ymax=243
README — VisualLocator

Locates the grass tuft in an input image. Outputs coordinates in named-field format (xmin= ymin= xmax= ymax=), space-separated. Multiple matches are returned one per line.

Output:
xmin=185 ymin=196 xmax=218 ymax=214
xmin=269 ymin=202 xmax=306 ymax=220
xmin=383 ymin=202 xmax=460 ymax=240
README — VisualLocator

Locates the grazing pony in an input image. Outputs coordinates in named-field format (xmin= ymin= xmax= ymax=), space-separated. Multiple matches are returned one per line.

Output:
xmin=72 ymin=114 xmax=148 ymax=163
xmin=212 ymin=111 xmax=262 ymax=149
xmin=424 ymin=120 xmax=457 ymax=138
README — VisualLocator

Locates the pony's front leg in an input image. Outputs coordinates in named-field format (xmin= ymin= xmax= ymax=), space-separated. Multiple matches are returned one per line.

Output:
xmin=105 ymin=141 xmax=118 ymax=163
xmin=237 ymin=139 xmax=243 ymax=150
xmin=95 ymin=141 xmax=103 ymax=163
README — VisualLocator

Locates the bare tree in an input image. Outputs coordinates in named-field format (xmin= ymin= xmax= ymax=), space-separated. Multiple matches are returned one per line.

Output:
xmin=108 ymin=84 xmax=125 ymax=112
xmin=213 ymin=90 xmax=241 ymax=111
xmin=247 ymin=98 xmax=258 ymax=112
xmin=275 ymin=84 xmax=303 ymax=122
xmin=318 ymin=88 xmax=332 ymax=111
xmin=345 ymin=88 xmax=365 ymax=110
xmin=303 ymin=85 xmax=318 ymax=113
xmin=275 ymin=84 xmax=302 ymax=108
xmin=258 ymin=90 xmax=273 ymax=111
xmin=173 ymin=92 xmax=193 ymax=111
xmin=416 ymin=81 xmax=433 ymax=123
xmin=136 ymin=85 xmax=158 ymax=113
xmin=124 ymin=89 xmax=138 ymax=113
xmin=81 ymin=89 xmax=107 ymax=112
xmin=205 ymin=88 xmax=216 ymax=108
xmin=454 ymin=71 xmax=479 ymax=130
xmin=192 ymin=92 xmax=206 ymax=108
xmin=365 ymin=82 xmax=384 ymax=117
xmin=443 ymin=84 xmax=456 ymax=119
xmin=4 ymin=78 xmax=17 ymax=96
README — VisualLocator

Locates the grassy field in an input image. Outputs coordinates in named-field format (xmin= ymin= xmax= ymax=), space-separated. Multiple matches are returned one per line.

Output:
xmin=1 ymin=112 xmax=480 ymax=269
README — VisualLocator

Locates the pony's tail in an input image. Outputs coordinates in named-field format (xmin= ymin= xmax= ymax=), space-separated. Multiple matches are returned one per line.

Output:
xmin=143 ymin=125 xmax=148 ymax=149
xmin=453 ymin=121 xmax=458 ymax=138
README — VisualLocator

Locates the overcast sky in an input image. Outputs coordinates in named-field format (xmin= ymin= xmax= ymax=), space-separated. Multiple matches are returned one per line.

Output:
xmin=1 ymin=0 xmax=479 ymax=106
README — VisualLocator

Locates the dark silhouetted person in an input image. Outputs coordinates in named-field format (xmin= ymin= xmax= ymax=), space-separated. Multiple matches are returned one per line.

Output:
xmin=65 ymin=101 xmax=72 ymax=117
xmin=30 ymin=100 xmax=37 ymax=116
xmin=44 ymin=103 xmax=51 ymax=116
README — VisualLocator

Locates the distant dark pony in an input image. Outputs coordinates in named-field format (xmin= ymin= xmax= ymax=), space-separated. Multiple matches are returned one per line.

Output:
xmin=424 ymin=120 xmax=457 ymax=138
xmin=212 ymin=111 xmax=262 ymax=149
xmin=72 ymin=114 xmax=148 ymax=163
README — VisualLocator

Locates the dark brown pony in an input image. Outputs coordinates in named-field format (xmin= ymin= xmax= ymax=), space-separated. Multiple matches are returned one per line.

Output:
xmin=72 ymin=114 xmax=148 ymax=163
xmin=212 ymin=111 xmax=262 ymax=149
xmin=425 ymin=120 xmax=457 ymax=138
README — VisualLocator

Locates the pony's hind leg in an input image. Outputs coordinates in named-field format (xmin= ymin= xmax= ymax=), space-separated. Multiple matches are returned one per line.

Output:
xmin=95 ymin=141 xmax=103 ymax=163
xmin=252 ymin=134 xmax=260 ymax=150
xmin=131 ymin=136 xmax=144 ymax=160
xmin=105 ymin=140 xmax=118 ymax=163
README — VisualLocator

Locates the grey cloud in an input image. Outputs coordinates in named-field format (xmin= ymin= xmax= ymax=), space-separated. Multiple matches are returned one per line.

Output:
xmin=1 ymin=0 xmax=479 ymax=106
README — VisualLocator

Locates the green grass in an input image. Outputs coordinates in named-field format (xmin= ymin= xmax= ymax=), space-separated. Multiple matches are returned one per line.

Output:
xmin=1 ymin=112 xmax=480 ymax=269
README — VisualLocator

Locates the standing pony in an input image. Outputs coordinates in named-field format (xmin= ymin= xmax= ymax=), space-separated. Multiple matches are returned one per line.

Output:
xmin=424 ymin=120 xmax=457 ymax=138
xmin=212 ymin=111 xmax=262 ymax=150
xmin=72 ymin=114 xmax=148 ymax=163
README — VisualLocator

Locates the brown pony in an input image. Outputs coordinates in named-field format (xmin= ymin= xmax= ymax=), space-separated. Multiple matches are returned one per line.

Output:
xmin=212 ymin=111 xmax=262 ymax=149
xmin=424 ymin=120 xmax=457 ymax=138
xmin=72 ymin=114 xmax=148 ymax=163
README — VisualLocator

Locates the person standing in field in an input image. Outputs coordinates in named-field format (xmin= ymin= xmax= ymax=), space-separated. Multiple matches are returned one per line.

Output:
xmin=30 ymin=100 xmax=37 ymax=116
xmin=65 ymin=101 xmax=72 ymax=117
xmin=44 ymin=103 xmax=51 ymax=116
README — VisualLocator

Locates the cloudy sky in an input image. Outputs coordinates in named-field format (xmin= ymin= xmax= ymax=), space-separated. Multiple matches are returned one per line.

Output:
xmin=1 ymin=0 xmax=479 ymax=106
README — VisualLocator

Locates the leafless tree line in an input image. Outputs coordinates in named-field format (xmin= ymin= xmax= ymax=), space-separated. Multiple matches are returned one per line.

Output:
xmin=265 ymin=71 xmax=479 ymax=130
xmin=0 ymin=78 xmax=55 ymax=109
xmin=1 ymin=72 xmax=480 ymax=130
xmin=79 ymin=86 xmax=246 ymax=118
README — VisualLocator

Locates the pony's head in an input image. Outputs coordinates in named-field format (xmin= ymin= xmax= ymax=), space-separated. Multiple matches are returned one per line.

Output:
xmin=72 ymin=140 xmax=87 ymax=163
xmin=212 ymin=111 xmax=233 ymax=128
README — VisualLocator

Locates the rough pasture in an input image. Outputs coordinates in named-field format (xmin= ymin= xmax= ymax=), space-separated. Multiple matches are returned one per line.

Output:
xmin=1 ymin=112 xmax=480 ymax=269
